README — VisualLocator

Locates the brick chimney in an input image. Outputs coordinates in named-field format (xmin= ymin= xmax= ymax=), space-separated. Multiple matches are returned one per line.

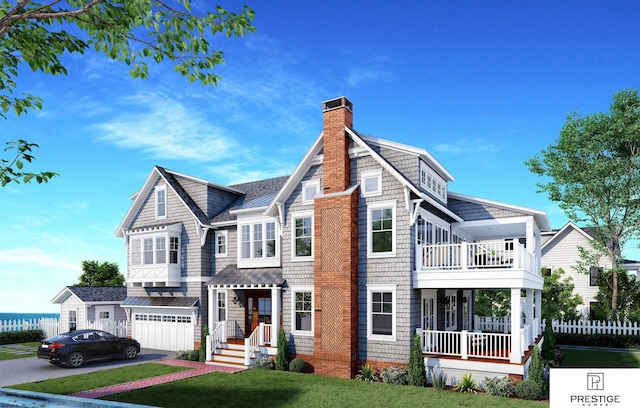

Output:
xmin=313 ymin=97 xmax=359 ymax=378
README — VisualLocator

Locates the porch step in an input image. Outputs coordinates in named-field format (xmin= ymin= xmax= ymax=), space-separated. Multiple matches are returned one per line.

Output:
xmin=208 ymin=342 xmax=252 ymax=368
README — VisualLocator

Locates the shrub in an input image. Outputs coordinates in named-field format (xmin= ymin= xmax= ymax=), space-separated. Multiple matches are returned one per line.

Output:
xmin=0 ymin=330 xmax=44 ymax=345
xmin=355 ymin=364 xmax=379 ymax=382
xmin=188 ymin=349 xmax=200 ymax=361
xmin=275 ymin=328 xmax=290 ymax=371
xmin=515 ymin=379 xmax=544 ymax=400
xmin=541 ymin=324 xmax=556 ymax=361
xmin=199 ymin=324 xmax=209 ymax=362
xmin=254 ymin=356 xmax=275 ymax=370
xmin=408 ymin=333 xmax=426 ymax=387
xmin=289 ymin=358 xmax=308 ymax=373
xmin=454 ymin=373 xmax=478 ymax=394
xmin=482 ymin=376 xmax=515 ymax=398
xmin=528 ymin=345 xmax=547 ymax=395
xmin=381 ymin=366 xmax=408 ymax=385
xmin=432 ymin=365 xmax=447 ymax=390
xmin=175 ymin=350 xmax=190 ymax=360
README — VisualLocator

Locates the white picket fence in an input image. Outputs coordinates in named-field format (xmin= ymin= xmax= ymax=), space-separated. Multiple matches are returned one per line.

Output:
xmin=85 ymin=320 xmax=128 ymax=337
xmin=0 ymin=318 xmax=60 ymax=338
xmin=550 ymin=319 xmax=640 ymax=336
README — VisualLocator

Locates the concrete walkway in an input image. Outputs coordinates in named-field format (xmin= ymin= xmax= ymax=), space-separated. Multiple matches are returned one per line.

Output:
xmin=70 ymin=360 xmax=244 ymax=399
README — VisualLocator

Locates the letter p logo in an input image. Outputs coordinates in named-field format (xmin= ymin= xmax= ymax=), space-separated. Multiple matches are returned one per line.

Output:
xmin=587 ymin=373 xmax=604 ymax=390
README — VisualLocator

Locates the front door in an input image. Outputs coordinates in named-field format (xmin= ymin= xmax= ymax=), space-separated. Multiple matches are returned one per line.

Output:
xmin=245 ymin=290 xmax=272 ymax=336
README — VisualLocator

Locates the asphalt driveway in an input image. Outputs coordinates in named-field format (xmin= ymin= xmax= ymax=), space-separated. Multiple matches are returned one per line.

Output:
xmin=0 ymin=348 xmax=174 ymax=387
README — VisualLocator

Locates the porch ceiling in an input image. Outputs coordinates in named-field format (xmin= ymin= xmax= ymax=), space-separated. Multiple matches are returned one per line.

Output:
xmin=454 ymin=219 xmax=527 ymax=241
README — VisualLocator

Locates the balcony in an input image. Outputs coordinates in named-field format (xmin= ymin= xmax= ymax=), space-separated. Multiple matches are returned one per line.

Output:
xmin=413 ymin=240 xmax=542 ymax=290
xmin=128 ymin=264 xmax=181 ymax=287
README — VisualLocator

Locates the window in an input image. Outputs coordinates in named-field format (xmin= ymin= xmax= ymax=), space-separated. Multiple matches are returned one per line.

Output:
xmin=131 ymin=234 xmax=180 ymax=266
xmin=215 ymin=230 xmax=228 ymax=258
xmin=590 ymin=266 xmax=602 ymax=286
xmin=291 ymin=287 xmax=313 ymax=334
xmin=68 ymin=310 xmax=77 ymax=331
xmin=98 ymin=311 xmax=110 ymax=319
xmin=169 ymin=236 xmax=179 ymax=263
xmin=368 ymin=201 xmax=396 ymax=257
xmin=361 ymin=169 xmax=382 ymax=197
xmin=217 ymin=291 xmax=227 ymax=321
xmin=292 ymin=212 xmax=313 ymax=259
xmin=367 ymin=285 xmax=396 ymax=340
xmin=156 ymin=186 xmax=167 ymax=219
xmin=302 ymin=180 xmax=320 ymax=204
xmin=444 ymin=292 xmax=457 ymax=330
xmin=419 ymin=162 xmax=447 ymax=202
xmin=239 ymin=221 xmax=278 ymax=261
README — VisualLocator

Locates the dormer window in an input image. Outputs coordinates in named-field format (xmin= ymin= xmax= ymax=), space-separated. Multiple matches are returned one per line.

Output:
xmin=361 ymin=169 xmax=382 ymax=197
xmin=302 ymin=180 xmax=320 ymax=204
xmin=156 ymin=185 xmax=167 ymax=219
xmin=419 ymin=161 xmax=447 ymax=202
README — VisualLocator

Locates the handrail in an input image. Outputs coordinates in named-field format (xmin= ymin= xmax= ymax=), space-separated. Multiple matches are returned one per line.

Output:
xmin=206 ymin=321 xmax=226 ymax=360
xmin=244 ymin=323 xmax=263 ymax=365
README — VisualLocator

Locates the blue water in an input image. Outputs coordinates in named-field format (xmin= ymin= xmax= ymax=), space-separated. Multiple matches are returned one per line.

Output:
xmin=0 ymin=312 xmax=59 ymax=321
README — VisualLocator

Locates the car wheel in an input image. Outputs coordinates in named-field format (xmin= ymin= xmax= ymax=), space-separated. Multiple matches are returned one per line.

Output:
xmin=124 ymin=345 xmax=138 ymax=359
xmin=66 ymin=351 xmax=85 ymax=368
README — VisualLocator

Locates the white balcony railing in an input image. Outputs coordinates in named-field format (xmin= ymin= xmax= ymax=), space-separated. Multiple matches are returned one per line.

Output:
xmin=418 ymin=240 xmax=535 ymax=274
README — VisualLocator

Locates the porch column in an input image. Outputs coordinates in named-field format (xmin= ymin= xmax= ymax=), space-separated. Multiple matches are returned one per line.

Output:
xmin=271 ymin=286 xmax=281 ymax=346
xmin=535 ymin=289 xmax=542 ymax=330
xmin=510 ymin=288 xmax=522 ymax=364
xmin=207 ymin=285 xmax=215 ymax=333
xmin=525 ymin=289 xmax=533 ymax=346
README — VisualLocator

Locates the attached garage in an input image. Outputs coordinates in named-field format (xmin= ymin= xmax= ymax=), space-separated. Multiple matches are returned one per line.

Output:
xmin=123 ymin=297 xmax=198 ymax=351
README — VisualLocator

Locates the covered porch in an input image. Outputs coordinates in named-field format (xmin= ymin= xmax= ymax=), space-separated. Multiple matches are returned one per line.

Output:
xmin=205 ymin=265 xmax=283 ymax=367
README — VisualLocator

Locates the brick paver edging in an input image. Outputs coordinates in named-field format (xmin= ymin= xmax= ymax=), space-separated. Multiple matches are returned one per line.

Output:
xmin=71 ymin=359 xmax=244 ymax=399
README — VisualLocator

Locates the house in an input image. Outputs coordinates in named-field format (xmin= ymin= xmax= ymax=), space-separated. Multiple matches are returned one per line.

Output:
xmin=541 ymin=221 xmax=639 ymax=319
xmin=51 ymin=286 xmax=127 ymax=335
xmin=116 ymin=97 xmax=550 ymax=382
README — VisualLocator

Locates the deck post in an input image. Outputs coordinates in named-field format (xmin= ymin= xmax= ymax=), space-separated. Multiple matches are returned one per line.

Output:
xmin=525 ymin=289 xmax=534 ymax=346
xmin=460 ymin=330 xmax=468 ymax=360
xmin=271 ymin=286 xmax=281 ymax=346
xmin=509 ymin=288 xmax=522 ymax=364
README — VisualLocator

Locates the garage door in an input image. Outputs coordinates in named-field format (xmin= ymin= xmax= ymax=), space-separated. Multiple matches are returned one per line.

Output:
xmin=132 ymin=310 xmax=194 ymax=351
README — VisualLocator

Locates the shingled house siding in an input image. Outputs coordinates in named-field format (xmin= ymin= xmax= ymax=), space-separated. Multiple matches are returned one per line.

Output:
xmin=281 ymin=165 xmax=323 ymax=355
xmin=354 ymin=155 xmax=413 ymax=364
xmin=448 ymin=198 xmax=523 ymax=221
xmin=377 ymin=146 xmax=421 ymax=189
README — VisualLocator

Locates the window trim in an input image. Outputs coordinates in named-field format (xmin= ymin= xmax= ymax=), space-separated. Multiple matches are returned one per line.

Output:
xmin=361 ymin=169 xmax=383 ymax=197
xmin=419 ymin=161 xmax=447 ymax=203
xmin=155 ymin=185 xmax=167 ymax=220
xmin=130 ymin=233 xmax=180 ymax=266
xmin=215 ymin=230 xmax=228 ymax=258
xmin=589 ymin=266 xmax=602 ymax=287
xmin=367 ymin=200 xmax=397 ymax=258
xmin=302 ymin=180 xmax=320 ymax=205
xmin=291 ymin=211 xmax=314 ymax=261
xmin=216 ymin=290 xmax=227 ymax=322
xmin=291 ymin=286 xmax=314 ymax=336
xmin=367 ymin=284 xmax=397 ymax=341
xmin=237 ymin=218 xmax=280 ymax=268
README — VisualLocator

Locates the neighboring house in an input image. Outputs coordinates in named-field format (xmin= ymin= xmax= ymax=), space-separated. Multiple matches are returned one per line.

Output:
xmin=541 ymin=221 xmax=639 ymax=319
xmin=51 ymin=286 xmax=127 ymax=332
xmin=116 ymin=97 xmax=550 ymax=381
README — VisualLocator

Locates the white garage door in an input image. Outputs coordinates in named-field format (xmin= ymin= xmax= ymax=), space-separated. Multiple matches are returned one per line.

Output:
xmin=132 ymin=309 xmax=194 ymax=351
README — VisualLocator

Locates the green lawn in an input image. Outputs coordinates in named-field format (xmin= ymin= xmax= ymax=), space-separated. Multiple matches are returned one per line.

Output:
xmin=561 ymin=349 xmax=640 ymax=368
xmin=0 ymin=342 xmax=39 ymax=360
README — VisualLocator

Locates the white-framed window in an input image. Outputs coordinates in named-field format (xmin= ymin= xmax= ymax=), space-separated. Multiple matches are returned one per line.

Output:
xmin=68 ymin=310 xmax=77 ymax=331
xmin=155 ymin=185 xmax=167 ymax=219
xmin=131 ymin=234 xmax=180 ymax=266
xmin=361 ymin=169 xmax=382 ymax=197
xmin=367 ymin=201 xmax=396 ymax=257
xmin=291 ymin=286 xmax=313 ymax=335
xmin=217 ymin=290 xmax=227 ymax=322
xmin=292 ymin=211 xmax=313 ymax=260
xmin=302 ymin=180 xmax=320 ymax=204
xmin=367 ymin=285 xmax=397 ymax=341
xmin=444 ymin=290 xmax=457 ymax=331
xmin=215 ymin=230 xmax=228 ymax=258
xmin=238 ymin=219 xmax=279 ymax=267
xmin=419 ymin=161 xmax=447 ymax=202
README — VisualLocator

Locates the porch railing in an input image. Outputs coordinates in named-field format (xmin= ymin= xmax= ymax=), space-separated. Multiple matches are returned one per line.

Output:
xmin=418 ymin=240 xmax=535 ymax=274
xmin=244 ymin=323 xmax=272 ymax=365
xmin=206 ymin=321 xmax=226 ymax=359
xmin=474 ymin=315 xmax=511 ymax=333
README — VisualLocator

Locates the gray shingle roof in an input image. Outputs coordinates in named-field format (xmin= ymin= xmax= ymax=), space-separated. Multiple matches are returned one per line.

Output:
xmin=122 ymin=296 xmax=199 ymax=308
xmin=207 ymin=265 xmax=284 ymax=287
xmin=210 ymin=176 xmax=289 ymax=223
xmin=67 ymin=286 xmax=127 ymax=302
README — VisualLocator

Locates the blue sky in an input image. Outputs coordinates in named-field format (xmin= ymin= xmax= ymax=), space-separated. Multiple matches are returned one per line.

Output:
xmin=2 ymin=1 xmax=640 ymax=313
